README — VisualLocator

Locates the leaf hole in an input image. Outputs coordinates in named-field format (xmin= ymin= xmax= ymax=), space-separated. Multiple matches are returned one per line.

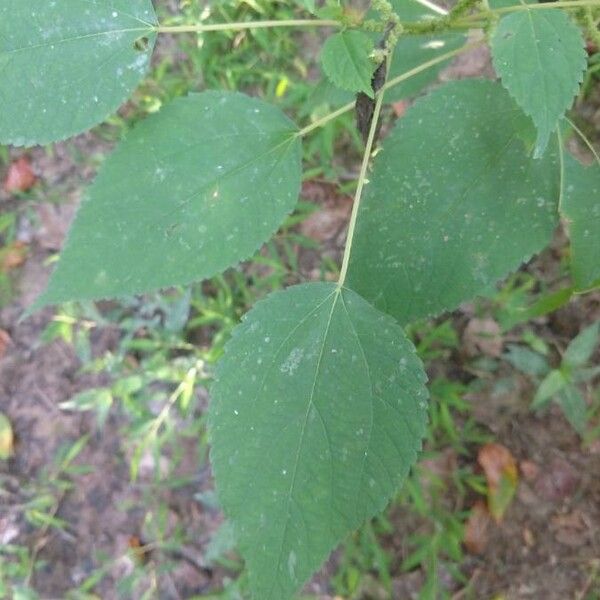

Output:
xmin=133 ymin=36 xmax=150 ymax=52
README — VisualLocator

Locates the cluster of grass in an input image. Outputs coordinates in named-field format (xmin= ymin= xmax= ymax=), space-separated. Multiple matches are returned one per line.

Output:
xmin=1 ymin=1 xmax=599 ymax=599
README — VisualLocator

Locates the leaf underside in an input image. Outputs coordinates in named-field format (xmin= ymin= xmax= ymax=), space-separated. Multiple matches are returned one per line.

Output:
xmin=210 ymin=282 xmax=428 ymax=600
xmin=35 ymin=92 xmax=302 ymax=308
xmin=347 ymin=79 xmax=561 ymax=325
xmin=490 ymin=9 xmax=587 ymax=158
xmin=562 ymin=155 xmax=600 ymax=291
xmin=0 ymin=0 xmax=157 ymax=146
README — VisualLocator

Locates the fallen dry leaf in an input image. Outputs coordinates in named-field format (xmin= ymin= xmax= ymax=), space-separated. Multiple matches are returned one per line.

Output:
xmin=128 ymin=535 xmax=152 ymax=565
xmin=550 ymin=511 xmax=588 ymax=547
xmin=0 ymin=412 xmax=14 ymax=459
xmin=587 ymin=439 xmax=600 ymax=455
xmin=0 ymin=329 xmax=11 ymax=359
xmin=463 ymin=318 xmax=503 ymax=357
xmin=392 ymin=100 xmax=409 ymax=118
xmin=522 ymin=527 xmax=535 ymax=547
xmin=519 ymin=460 xmax=540 ymax=482
xmin=0 ymin=241 xmax=28 ymax=272
xmin=3 ymin=156 xmax=37 ymax=193
xmin=533 ymin=457 xmax=579 ymax=502
xmin=478 ymin=443 xmax=518 ymax=522
xmin=464 ymin=500 xmax=492 ymax=554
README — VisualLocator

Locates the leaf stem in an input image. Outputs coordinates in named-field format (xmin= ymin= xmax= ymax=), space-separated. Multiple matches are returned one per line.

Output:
xmin=156 ymin=19 xmax=339 ymax=34
xmin=564 ymin=117 xmax=600 ymax=166
xmin=296 ymin=101 xmax=356 ymax=138
xmin=337 ymin=82 xmax=388 ymax=288
xmin=381 ymin=39 xmax=483 ymax=93
xmin=296 ymin=40 xmax=480 ymax=139
xmin=557 ymin=128 xmax=566 ymax=214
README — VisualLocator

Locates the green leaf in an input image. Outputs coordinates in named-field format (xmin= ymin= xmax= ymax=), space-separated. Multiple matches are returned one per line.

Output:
xmin=347 ymin=80 xmax=560 ymax=325
xmin=562 ymin=155 xmax=600 ymax=291
xmin=563 ymin=321 xmax=599 ymax=369
xmin=0 ymin=0 xmax=157 ymax=146
xmin=35 ymin=92 xmax=301 ymax=307
xmin=490 ymin=9 xmax=587 ymax=158
xmin=386 ymin=0 xmax=465 ymax=102
xmin=321 ymin=31 xmax=376 ymax=98
xmin=556 ymin=385 xmax=587 ymax=434
xmin=504 ymin=345 xmax=549 ymax=377
xmin=532 ymin=369 xmax=567 ymax=409
xmin=210 ymin=282 xmax=428 ymax=600
xmin=575 ymin=365 xmax=600 ymax=383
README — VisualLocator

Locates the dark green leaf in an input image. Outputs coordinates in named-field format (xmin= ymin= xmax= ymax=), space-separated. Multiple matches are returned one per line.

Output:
xmin=556 ymin=385 xmax=587 ymax=434
xmin=532 ymin=369 xmax=567 ymax=409
xmin=563 ymin=321 xmax=599 ymax=368
xmin=35 ymin=92 xmax=301 ymax=307
xmin=347 ymin=80 xmax=560 ymax=325
xmin=490 ymin=9 xmax=586 ymax=157
xmin=210 ymin=283 xmax=428 ymax=600
xmin=0 ymin=0 xmax=157 ymax=146
xmin=321 ymin=31 xmax=376 ymax=97
xmin=562 ymin=155 xmax=600 ymax=291
xmin=504 ymin=345 xmax=549 ymax=377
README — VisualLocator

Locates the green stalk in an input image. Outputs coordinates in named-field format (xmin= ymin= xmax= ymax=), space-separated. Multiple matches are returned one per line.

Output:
xmin=297 ymin=40 xmax=481 ymax=139
xmin=337 ymin=80 xmax=388 ymax=287
xmin=156 ymin=19 xmax=339 ymax=34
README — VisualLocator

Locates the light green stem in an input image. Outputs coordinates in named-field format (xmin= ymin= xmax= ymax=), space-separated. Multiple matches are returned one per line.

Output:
xmin=297 ymin=40 xmax=481 ymax=139
xmin=557 ymin=128 xmax=566 ymax=214
xmin=564 ymin=117 xmax=600 ymax=166
xmin=337 ymin=85 xmax=387 ymax=288
xmin=156 ymin=19 xmax=339 ymax=34
xmin=381 ymin=40 xmax=483 ymax=93
xmin=296 ymin=101 xmax=356 ymax=138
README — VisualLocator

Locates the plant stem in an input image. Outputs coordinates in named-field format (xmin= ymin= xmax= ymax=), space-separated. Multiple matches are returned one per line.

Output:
xmin=565 ymin=117 xmax=600 ymax=166
xmin=296 ymin=102 xmax=356 ymax=138
xmin=156 ymin=19 xmax=339 ymax=34
xmin=381 ymin=39 xmax=483 ymax=93
xmin=337 ymin=81 xmax=388 ymax=288
xmin=297 ymin=40 xmax=480 ymax=139
xmin=557 ymin=128 xmax=566 ymax=214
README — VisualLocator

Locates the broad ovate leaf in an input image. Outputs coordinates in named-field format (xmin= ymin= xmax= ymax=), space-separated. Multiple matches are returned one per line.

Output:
xmin=210 ymin=282 xmax=428 ymax=600
xmin=35 ymin=92 xmax=301 ymax=307
xmin=562 ymin=155 xmax=600 ymax=291
xmin=347 ymin=79 xmax=560 ymax=325
xmin=0 ymin=0 xmax=157 ymax=146
xmin=321 ymin=31 xmax=376 ymax=97
xmin=490 ymin=9 xmax=586 ymax=158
